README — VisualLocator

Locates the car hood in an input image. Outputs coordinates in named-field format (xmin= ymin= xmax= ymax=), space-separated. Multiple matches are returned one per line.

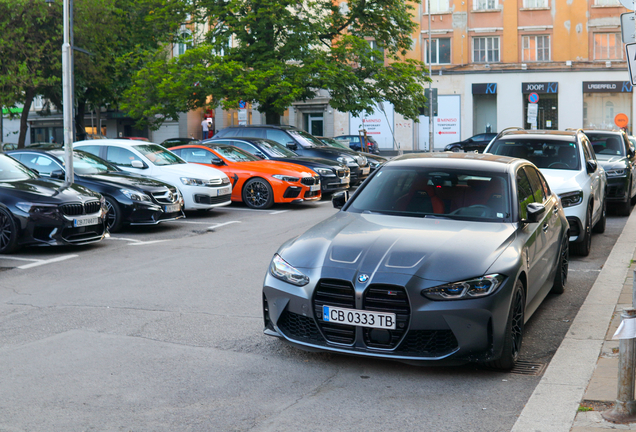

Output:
xmin=279 ymin=212 xmax=516 ymax=283
xmin=278 ymin=156 xmax=343 ymax=168
xmin=229 ymin=160 xmax=316 ymax=177
xmin=155 ymin=162 xmax=227 ymax=180
xmin=540 ymin=169 xmax=586 ymax=194
xmin=0 ymin=178 xmax=101 ymax=203
xmin=80 ymin=172 xmax=171 ymax=192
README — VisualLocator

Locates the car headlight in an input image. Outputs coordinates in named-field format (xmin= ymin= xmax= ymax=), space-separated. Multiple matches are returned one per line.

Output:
xmin=221 ymin=177 xmax=231 ymax=185
xmin=270 ymin=254 xmax=309 ymax=286
xmin=15 ymin=202 xmax=58 ymax=214
xmin=606 ymin=169 xmax=627 ymax=177
xmin=120 ymin=188 xmax=152 ymax=202
xmin=355 ymin=155 xmax=368 ymax=166
xmin=314 ymin=167 xmax=336 ymax=176
xmin=421 ymin=274 xmax=505 ymax=300
xmin=337 ymin=156 xmax=356 ymax=165
xmin=272 ymin=174 xmax=300 ymax=182
xmin=559 ymin=190 xmax=584 ymax=208
xmin=180 ymin=177 xmax=207 ymax=186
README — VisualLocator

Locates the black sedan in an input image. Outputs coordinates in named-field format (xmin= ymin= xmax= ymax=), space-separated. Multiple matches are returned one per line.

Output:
xmin=0 ymin=153 xmax=107 ymax=254
xmin=444 ymin=133 xmax=497 ymax=153
xmin=263 ymin=153 xmax=569 ymax=369
xmin=318 ymin=137 xmax=388 ymax=172
xmin=7 ymin=149 xmax=184 ymax=232
xmin=203 ymin=137 xmax=351 ymax=194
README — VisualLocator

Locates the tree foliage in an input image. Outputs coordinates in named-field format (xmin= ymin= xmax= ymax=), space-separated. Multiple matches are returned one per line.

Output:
xmin=123 ymin=0 xmax=430 ymax=128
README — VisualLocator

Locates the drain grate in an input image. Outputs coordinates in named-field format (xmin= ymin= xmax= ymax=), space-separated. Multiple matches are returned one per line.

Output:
xmin=510 ymin=360 xmax=547 ymax=376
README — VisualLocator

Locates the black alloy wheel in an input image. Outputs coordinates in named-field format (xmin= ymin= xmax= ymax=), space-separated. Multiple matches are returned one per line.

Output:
xmin=243 ymin=178 xmax=274 ymax=209
xmin=0 ymin=207 xmax=19 ymax=254
xmin=452 ymin=147 xmax=461 ymax=152
xmin=104 ymin=197 xmax=122 ymax=232
xmin=551 ymin=235 xmax=569 ymax=294
xmin=487 ymin=280 xmax=525 ymax=370
xmin=571 ymin=205 xmax=592 ymax=256
xmin=618 ymin=181 xmax=632 ymax=216
xmin=592 ymin=198 xmax=606 ymax=234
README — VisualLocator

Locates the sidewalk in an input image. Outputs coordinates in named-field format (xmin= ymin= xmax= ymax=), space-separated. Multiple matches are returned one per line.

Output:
xmin=511 ymin=208 xmax=636 ymax=432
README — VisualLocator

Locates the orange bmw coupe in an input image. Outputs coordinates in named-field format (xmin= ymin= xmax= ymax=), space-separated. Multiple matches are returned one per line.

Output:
xmin=168 ymin=144 xmax=321 ymax=209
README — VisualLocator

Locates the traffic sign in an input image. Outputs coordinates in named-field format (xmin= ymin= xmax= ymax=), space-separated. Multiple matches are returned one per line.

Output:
xmin=528 ymin=92 xmax=539 ymax=103
xmin=622 ymin=13 xmax=636 ymax=43
xmin=626 ymin=43 xmax=636 ymax=85
xmin=615 ymin=113 xmax=629 ymax=128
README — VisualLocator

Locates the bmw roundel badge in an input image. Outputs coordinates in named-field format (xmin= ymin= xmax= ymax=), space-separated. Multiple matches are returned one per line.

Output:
xmin=358 ymin=274 xmax=369 ymax=283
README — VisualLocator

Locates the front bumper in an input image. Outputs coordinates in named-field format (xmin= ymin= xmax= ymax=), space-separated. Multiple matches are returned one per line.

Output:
xmin=182 ymin=185 xmax=232 ymax=210
xmin=16 ymin=207 xmax=108 ymax=247
xmin=606 ymin=176 xmax=630 ymax=203
xmin=125 ymin=201 xmax=185 ymax=225
xmin=263 ymin=269 xmax=515 ymax=365
xmin=349 ymin=165 xmax=370 ymax=185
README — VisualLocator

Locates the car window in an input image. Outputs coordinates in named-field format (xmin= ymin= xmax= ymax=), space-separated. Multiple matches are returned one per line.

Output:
xmin=253 ymin=139 xmax=298 ymax=157
xmin=581 ymin=137 xmax=597 ymax=162
xmin=133 ymin=144 xmax=185 ymax=166
xmin=523 ymin=166 xmax=547 ymax=204
xmin=70 ymin=151 xmax=116 ymax=175
xmin=347 ymin=166 xmax=510 ymax=221
xmin=265 ymin=129 xmax=292 ymax=145
xmin=16 ymin=154 xmax=59 ymax=175
xmin=536 ymin=168 xmax=551 ymax=197
xmin=228 ymin=141 xmax=260 ymax=155
xmin=489 ymin=138 xmax=581 ymax=171
xmin=208 ymin=145 xmax=259 ymax=162
xmin=106 ymin=147 xmax=143 ymax=167
xmin=585 ymin=133 xmax=626 ymax=157
xmin=178 ymin=148 xmax=216 ymax=164
xmin=77 ymin=145 xmax=102 ymax=156
xmin=516 ymin=168 xmax=535 ymax=220
xmin=288 ymin=129 xmax=325 ymax=147
xmin=0 ymin=154 xmax=38 ymax=181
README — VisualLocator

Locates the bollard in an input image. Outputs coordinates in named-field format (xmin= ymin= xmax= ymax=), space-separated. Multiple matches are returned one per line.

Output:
xmin=602 ymin=309 xmax=636 ymax=423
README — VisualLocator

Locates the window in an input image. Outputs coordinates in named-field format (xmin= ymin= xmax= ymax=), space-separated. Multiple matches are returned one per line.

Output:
xmin=473 ymin=0 xmax=497 ymax=10
xmin=424 ymin=38 xmax=451 ymax=64
xmin=522 ymin=35 xmax=550 ymax=61
xmin=516 ymin=168 xmax=535 ymax=220
xmin=523 ymin=166 xmax=547 ymax=204
xmin=523 ymin=0 xmax=548 ymax=7
xmin=106 ymin=147 xmax=143 ymax=168
xmin=17 ymin=154 xmax=59 ymax=176
xmin=369 ymin=40 xmax=384 ymax=63
xmin=265 ymin=129 xmax=292 ymax=145
xmin=605 ymin=101 xmax=615 ymax=124
xmin=426 ymin=0 xmax=450 ymax=13
xmin=595 ymin=0 xmax=620 ymax=5
xmin=473 ymin=37 xmax=500 ymax=63
xmin=173 ymin=29 xmax=192 ymax=57
xmin=594 ymin=33 xmax=623 ymax=60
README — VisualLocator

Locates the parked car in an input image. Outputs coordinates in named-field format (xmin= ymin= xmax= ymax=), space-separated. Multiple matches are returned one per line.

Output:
xmin=73 ymin=139 xmax=232 ymax=211
xmin=169 ymin=143 xmax=321 ymax=209
xmin=0 ymin=153 xmax=107 ymax=253
xmin=318 ymin=136 xmax=388 ymax=172
xmin=582 ymin=129 xmax=636 ymax=215
xmin=213 ymin=125 xmax=371 ymax=184
xmin=263 ymin=153 xmax=569 ymax=369
xmin=444 ymin=133 xmax=497 ymax=153
xmin=485 ymin=128 xmax=607 ymax=256
xmin=333 ymin=134 xmax=380 ymax=154
xmin=159 ymin=138 xmax=200 ymax=148
xmin=1 ymin=143 xmax=17 ymax=152
xmin=204 ymin=137 xmax=350 ymax=194
xmin=6 ymin=149 xmax=184 ymax=232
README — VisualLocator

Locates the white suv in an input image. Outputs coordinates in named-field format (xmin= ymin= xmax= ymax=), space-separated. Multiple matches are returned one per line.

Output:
xmin=74 ymin=140 xmax=231 ymax=211
xmin=485 ymin=129 xmax=606 ymax=256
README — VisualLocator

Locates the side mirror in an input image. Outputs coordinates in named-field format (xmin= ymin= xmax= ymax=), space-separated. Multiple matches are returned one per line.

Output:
xmin=630 ymin=147 xmax=635 ymax=158
xmin=332 ymin=190 xmax=350 ymax=209
xmin=586 ymin=160 xmax=597 ymax=174
xmin=525 ymin=202 xmax=546 ymax=223
xmin=131 ymin=160 xmax=146 ymax=169
xmin=255 ymin=152 xmax=266 ymax=159
xmin=211 ymin=157 xmax=225 ymax=166
xmin=50 ymin=169 xmax=64 ymax=179
xmin=286 ymin=142 xmax=298 ymax=151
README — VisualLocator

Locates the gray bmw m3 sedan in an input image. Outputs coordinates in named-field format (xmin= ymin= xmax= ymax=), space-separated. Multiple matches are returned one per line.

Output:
xmin=263 ymin=152 xmax=569 ymax=369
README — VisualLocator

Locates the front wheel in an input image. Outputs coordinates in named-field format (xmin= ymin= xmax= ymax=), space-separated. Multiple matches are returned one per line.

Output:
xmin=487 ymin=280 xmax=525 ymax=370
xmin=0 ymin=207 xmax=19 ymax=254
xmin=618 ymin=182 xmax=632 ymax=216
xmin=571 ymin=205 xmax=592 ymax=256
xmin=551 ymin=235 xmax=569 ymax=295
xmin=242 ymin=178 xmax=274 ymax=209
xmin=592 ymin=198 xmax=606 ymax=234
xmin=451 ymin=147 xmax=461 ymax=153
xmin=105 ymin=197 xmax=123 ymax=232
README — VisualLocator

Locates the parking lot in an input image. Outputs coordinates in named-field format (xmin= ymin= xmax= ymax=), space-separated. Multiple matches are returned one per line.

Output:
xmin=0 ymin=195 xmax=629 ymax=431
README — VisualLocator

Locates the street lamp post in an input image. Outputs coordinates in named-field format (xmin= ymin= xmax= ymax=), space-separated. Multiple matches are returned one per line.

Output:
xmin=428 ymin=0 xmax=433 ymax=152
xmin=61 ymin=0 xmax=74 ymax=187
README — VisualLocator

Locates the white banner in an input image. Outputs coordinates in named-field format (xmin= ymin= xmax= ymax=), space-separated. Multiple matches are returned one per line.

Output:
xmin=349 ymin=103 xmax=395 ymax=149
xmin=418 ymin=95 xmax=461 ymax=151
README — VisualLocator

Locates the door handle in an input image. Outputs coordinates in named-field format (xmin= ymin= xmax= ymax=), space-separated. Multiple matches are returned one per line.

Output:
xmin=553 ymin=206 xmax=559 ymax=214
xmin=542 ymin=223 xmax=549 ymax=232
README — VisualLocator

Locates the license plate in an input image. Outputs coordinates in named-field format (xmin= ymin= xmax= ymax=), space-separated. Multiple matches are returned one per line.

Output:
xmin=74 ymin=217 xmax=98 ymax=227
xmin=164 ymin=203 xmax=181 ymax=213
xmin=310 ymin=184 xmax=320 ymax=192
xmin=362 ymin=167 xmax=370 ymax=175
xmin=341 ymin=178 xmax=349 ymax=184
xmin=217 ymin=186 xmax=231 ymax=196
xmin=322 ymin=306 xmax=396 ymax=329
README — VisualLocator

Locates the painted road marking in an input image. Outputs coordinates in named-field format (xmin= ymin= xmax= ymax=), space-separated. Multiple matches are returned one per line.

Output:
xmin=108 ymin=237 xmax=141 ymax=243
xmin=17 ymin=254 xmax=79 ymax=270
xmin=269 ymin=210 xmax=289 ymax=215
xmin=207 ymin=221 xmax=241 ymax=231
xmin=0 ymin=256 xmax=40 ymax=262
xmin=129 ymin=240 xmax=170 ymax=246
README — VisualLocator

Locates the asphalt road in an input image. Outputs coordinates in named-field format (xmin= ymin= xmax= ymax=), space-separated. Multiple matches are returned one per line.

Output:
xmin=0 ymin=199 xmax=629 ymax=432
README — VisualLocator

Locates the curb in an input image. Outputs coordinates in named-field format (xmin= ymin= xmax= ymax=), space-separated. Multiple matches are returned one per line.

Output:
xmin=511 ymin=209 xmax=636 ymax=432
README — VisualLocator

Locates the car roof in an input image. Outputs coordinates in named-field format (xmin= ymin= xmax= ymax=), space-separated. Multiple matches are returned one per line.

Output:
xmin=387 ymin=152 xmax=525 ymax=173
xmin=74 ymin=139 xmax=161 ymax=147
xmin=221 ymin=125 xmax=298 ymax=130
xmin=582 ymin=129 xmax=624 ymax=135
xmin=497 ymin=129 xmax=578 ymax=141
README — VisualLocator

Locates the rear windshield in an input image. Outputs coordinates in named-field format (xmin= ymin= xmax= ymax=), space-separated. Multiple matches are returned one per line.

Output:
xmin=288 ymin=130 xmax=326 ymax=148
xmin=348 ymin=166 xmax=510 ymax=221
xmin=488 ymin=138 xmax=580 ymax=170
xmin=585 ymin=133 xmax=626 ymax=157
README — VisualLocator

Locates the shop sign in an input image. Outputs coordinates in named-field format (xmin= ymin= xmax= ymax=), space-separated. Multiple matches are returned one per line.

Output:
xmin=349 ymin=102 xmax=395 ymax=149
xmin=472 ymin=83 xmax=497 ymax=94
xmin=582 ymin=81 xmax=633 ymax=93
xmin=522 ymin=82 xmax=558 ymax=94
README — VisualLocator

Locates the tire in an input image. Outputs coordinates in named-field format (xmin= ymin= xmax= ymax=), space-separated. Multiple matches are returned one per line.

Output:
xmin=104 ymin=197 xmax=123 ymax=232
xmin=551 ymin=235 xmax=569 ymax=295
xmin=571 ymin=205 xmax=592 ymax=257
xmin=0 ymin=207 xmax=19 ymax=254
xmin=618 ymin=182 xmax=632 ymax=216
xmin=487 ymin=279 xmax=525 ymax=370
xmin=242 ymin=178 xmax=274 ymax=209
xmin=592 ymin=198 xmax=606 ymax=234
xmin=452 ymin=147 xmax=461 ymax=153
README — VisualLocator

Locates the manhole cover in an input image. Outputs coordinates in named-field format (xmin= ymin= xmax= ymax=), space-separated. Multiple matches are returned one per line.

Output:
xmin=510 ymin=360 xmax=546 ymax=376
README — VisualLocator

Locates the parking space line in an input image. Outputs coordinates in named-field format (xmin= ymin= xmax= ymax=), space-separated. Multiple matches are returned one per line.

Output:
xmin=207 ymin=221 xmax=241 ymax=231
xmin=316 ymin=201 xmax=332 ymax=205
xmin=107 ymin=237 xmax=141 ymax=243
xmin=0 ymin=256 xmax=40 ymax=262
xmin=129 ymin=240 xmax=170 ymax=246
xmin=269 ymin=210 xmax=289 ymax=215
xmin=18 ymin=254 xmax=78 ymax=269
xmin=219 ymin=207 xmax=266 ymax=212
xmin=169 ymin=220 xmax=211 ymax=225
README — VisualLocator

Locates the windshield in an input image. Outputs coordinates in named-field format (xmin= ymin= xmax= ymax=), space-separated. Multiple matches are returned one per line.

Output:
xmin=488 ymin=138 xmax=581 ymax=170
xmin=321 ymin=137 xmax=349 ymax=150
xmin=208 ymin=145 xmax=259 ymax=162
xmin=288 ymin=130 xmax=326 ymax=148
xmin=253 ymin=139 xmax=298 ymax=157
xmin=585 ymin=133 xmax=626 ymax=157
xmin=348 ymin=166 xmax=510 ymax=221
xmin=50 ymin=150 xmax=119 ymax=175
xmin=134 ymin=144 xmax=186 ymax=166
xmin=0 ymin=154 xmax=38 ymax=181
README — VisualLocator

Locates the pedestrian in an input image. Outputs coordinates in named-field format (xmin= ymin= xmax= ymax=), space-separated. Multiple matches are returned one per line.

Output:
xmin=207 ymin=118 xmax=213 ymax=139
xmin=201 ymin=118 xmax=209 ymax=140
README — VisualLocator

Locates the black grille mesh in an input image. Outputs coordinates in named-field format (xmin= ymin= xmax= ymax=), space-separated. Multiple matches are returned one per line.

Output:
xmin=313 ymin=279 xmax=355 ymax=345
xmin=363 ymin=285 xmax=410 ymax=349
xmin=395 ymin=330 xmax=458 ymax=357
xmin=277 ymin=310 xmax=324 ymax=345
xmin=301 ymin=176 xmax=320 ymax=186
xmin=60 ymin=200 xmax=101 ymax=216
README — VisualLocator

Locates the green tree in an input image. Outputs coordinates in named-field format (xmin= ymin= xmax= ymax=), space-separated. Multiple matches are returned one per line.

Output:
xmin=122 ymin=0 xmax=430 ymax=128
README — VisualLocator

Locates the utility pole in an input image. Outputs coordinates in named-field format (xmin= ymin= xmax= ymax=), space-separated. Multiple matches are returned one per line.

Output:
xmin=428 ymin=0 xmax=434 ymax=152
xmin=61 ymin=0 xmax=74 ymax=187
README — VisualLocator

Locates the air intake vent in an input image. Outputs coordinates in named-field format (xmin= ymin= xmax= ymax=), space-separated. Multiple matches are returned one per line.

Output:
xmin=363 ymin=285 xmax=410 ymax=349
xmin=313 ymin=279 xmax=355 ymax=345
